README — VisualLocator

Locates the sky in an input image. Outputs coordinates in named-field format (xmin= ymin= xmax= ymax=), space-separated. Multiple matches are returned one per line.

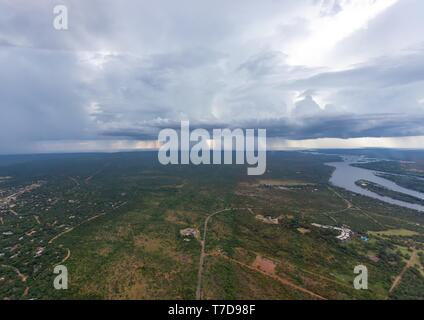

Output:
xmin=1 ymin=0 xmax=424 ymax=153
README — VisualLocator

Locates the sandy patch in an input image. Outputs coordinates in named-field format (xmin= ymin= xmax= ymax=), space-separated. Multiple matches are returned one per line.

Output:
xmin=98 ymin=246 xmax=112 ymax=257
xmin=297 ymin=228 xmax=311 ymax=234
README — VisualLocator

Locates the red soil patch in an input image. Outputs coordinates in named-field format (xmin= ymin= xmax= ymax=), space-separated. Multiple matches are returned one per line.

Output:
xmin=252 ymin=255 xmax=276 ymax=274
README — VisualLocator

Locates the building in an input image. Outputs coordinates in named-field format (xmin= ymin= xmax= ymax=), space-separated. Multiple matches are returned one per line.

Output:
xmin=180 ymin=228 xmax=199 ymax=238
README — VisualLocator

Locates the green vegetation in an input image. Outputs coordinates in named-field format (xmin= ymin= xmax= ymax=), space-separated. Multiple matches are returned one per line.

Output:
xmin=355 ymin=180 xmax=424 ymax=205
xmin=369 ymin=229 xmax=419 ymax=237
xmin=390 ymin=268 xmax=424 ymax=300
xmin=376 ymin=173 xmax=424 ymax=193
xmin=0 ymin=151 xmax=423 ymax=300
xmin=353 ymin=160 xmax=424 ymax=178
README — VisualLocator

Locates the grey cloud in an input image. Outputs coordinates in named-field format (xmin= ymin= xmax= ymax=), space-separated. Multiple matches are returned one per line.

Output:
xmin=1 ymin=0 xmax=424 ymax=153
xmin=293 ymin=95 xmax=322 ymax=118
xmin=316 ymin=0 xmax=343 ymax=17
xmin=100 ymin=113 xmax=424 ymax=141
xmin=290 ymin=52 xmax=424 ymax=89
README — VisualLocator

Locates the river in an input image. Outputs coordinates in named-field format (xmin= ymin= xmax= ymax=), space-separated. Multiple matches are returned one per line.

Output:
xmin=326 ymin=156 xmax=424 ymax=212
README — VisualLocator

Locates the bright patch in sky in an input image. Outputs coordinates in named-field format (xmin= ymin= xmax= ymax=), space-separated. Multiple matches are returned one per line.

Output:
xmin=269 ymin=136 xmax=424 ymax=150
xmin=286 ymin=0 xmax=398 ymax=67
xmin=79 ymin=51 xmax=118 ymax=69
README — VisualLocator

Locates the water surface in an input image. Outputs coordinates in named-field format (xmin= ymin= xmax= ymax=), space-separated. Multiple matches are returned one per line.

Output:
xmin=326 ymin=156 xmax=424 ymax=212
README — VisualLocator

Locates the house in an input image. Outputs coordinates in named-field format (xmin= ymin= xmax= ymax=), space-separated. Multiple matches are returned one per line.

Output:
xmin=312 ymin=223 xmax=353 ymax=241
xmin=180 ymin=228 xmax=199 ymax=238
xmin=255 ymin=214 xmax=279 ymax=225
xmin=35 ymin=247 xmax=45 ymax=257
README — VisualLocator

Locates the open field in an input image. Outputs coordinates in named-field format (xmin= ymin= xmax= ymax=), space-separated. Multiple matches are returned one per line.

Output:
xmin=369 ymin=229 xmax=419 ymax=237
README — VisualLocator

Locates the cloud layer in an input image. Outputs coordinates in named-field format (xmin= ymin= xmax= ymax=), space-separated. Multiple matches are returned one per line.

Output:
xmin=1 ymin=0 xmax=424 ymax=153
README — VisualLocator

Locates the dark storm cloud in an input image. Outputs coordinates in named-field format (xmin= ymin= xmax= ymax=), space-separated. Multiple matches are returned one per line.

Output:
xmin=259 ymin=114 xmax=424 ymax=139
xmin=0 ymin=47 xmax=92 ymax=153
xmin=100 ymin=112 xmax=424 ymax=141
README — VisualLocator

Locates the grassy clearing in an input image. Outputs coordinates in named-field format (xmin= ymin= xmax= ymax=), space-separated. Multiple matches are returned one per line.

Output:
xmin=369 ymin=229 xmax=419 ymax=237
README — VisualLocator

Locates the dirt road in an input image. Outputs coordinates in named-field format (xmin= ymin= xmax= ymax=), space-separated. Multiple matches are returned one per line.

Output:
xmin=389 ymin=249 xmax=418 ymax=294
xmin=196 ymin=208 xmax=232 ymax=300
xmin=48 ymin=213 xmax=107 ymax=244
xmin=213 ymin=253 xmax=326 ymax=300
xmin=59 ymin=248 xmax=71 ymax=264
xmin=1 ymin=264 xmax=28 ymax=282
